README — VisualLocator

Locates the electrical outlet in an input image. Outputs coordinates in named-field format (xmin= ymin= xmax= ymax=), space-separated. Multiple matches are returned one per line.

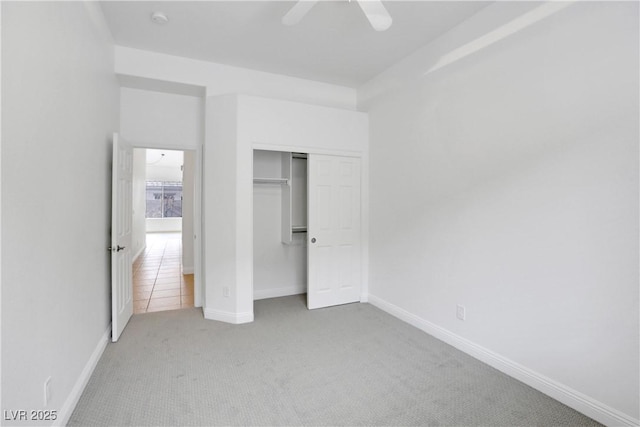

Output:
xmin=456 ymin=304 xmax=466 ymax=321
xmin=223 ymin=286 xmax=230 ymax=297
xmin=44 ymin=377 xmax=52 ymax=406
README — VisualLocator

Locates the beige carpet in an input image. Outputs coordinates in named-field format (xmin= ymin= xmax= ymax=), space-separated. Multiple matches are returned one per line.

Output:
xmin=69 ymin=295 xmax=600 ymax=426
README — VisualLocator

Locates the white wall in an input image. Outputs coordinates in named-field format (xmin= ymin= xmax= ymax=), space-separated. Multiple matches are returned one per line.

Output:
xmin=204 ymin=94 xmax=368 ymax=324
xmin=1 ymin=2 xmax=119 ymax=424
xmin=253 ymin=150 xmax=307 ymax=300
xmin=146 ymin=218 xmax=182 ymax=233
xmin=132 ymin=148 xmax=147 ymax=260
xmin=363 ymin=2 xmax=639 ymax=425
xmin=115 ymin=46 xmax=357 ymax=111
xmin=204 ymin=95 xmax=241 ymax=322
xmin=120 ymin=87 xmax=203 ymax=150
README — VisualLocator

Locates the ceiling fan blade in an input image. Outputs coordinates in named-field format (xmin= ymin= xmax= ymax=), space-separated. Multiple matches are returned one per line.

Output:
xmin=282 ymin=0 xmax=319 ymax=26
xmin=357 ymin=0 xmax=392 ymax=31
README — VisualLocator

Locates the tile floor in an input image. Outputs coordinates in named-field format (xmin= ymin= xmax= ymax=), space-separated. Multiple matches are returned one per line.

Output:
xmin=132 ymin=232 xmax=194 ymax=314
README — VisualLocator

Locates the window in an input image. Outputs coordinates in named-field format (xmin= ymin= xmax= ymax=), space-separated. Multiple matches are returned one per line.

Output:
xmin=146 ymin=181 xmax=183 ymax=218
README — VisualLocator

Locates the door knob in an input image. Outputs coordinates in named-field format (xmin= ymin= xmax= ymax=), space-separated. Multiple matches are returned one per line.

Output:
xmin=311 ymin=238 xmax=317 ymax=243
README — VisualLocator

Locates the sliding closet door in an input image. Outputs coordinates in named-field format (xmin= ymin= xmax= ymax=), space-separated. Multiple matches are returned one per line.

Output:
xmin=307 ymin=154 xmax=361 ymax=309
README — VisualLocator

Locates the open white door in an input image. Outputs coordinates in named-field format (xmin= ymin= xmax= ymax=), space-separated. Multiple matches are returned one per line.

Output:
xmin=111 ymin=133 xmax=133 ymax=342
xmin=307 ymin=154 xmax=361 ymax=309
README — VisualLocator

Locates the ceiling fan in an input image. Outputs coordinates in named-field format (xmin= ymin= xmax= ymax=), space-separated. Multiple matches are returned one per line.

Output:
xmin=282 ymin=0 xmax=393 ymax=32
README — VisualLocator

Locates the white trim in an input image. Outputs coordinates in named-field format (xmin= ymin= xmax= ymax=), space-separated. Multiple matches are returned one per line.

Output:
xmin=203 ymin=308 xmax=254 ymax=324
xmin=359 ymin=151 xmax=369 ymax=305
xmin=127 ymin=141 xmax=199 ymax=152
xmin=367 ymin=294 xmax=639 ymax=427
xmin=254 ymin=285 xmax=305 ymax=301
xmin=193 ymin=145 xmax=203 ymax=308
xmin=132 ymin=244 xmax=145 ymax=263
xmin=182 ymin=265 xmax=194 ymax=274
xmin=252 ymin=142 xmax=361 ymax=159
xmin=145 ymin=217 xmax=182 ymax=233
xmin=55 ymin=324 xmax=111 ymax=427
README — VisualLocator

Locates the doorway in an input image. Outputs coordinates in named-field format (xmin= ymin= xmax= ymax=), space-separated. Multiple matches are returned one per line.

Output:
xmin=131 ymin=148 xmax=197 ymax=313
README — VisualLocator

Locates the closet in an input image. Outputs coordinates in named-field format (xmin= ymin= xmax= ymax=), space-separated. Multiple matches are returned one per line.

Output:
xmin=253 ymin=149 xmax=362 ymax=309
xmin=253 ymin=150 xmax=308 ymax=301
xmin=204 ymin=94 xmax=367 ymax=321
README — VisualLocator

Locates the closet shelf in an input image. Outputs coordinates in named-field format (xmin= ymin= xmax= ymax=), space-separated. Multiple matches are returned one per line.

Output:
xmin=292 ymin=226 xmax=307 ymax=233
xmin=253 ymin=177 xmax=290 ymax=185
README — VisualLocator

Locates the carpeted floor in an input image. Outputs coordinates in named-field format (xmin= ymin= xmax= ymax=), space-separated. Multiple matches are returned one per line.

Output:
xmin=69 ymin=295 xmax=600 ymax=426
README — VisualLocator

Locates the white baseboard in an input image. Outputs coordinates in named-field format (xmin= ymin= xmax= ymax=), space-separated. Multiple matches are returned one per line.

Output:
xmin=132 ymin=245 xmax=145 ymax=263
xmin=55 ymin=324 xmax=111 ymax=427
xmin=182 ymin=266 xmax=194 ymax=274
xmin=203 ymin=308 xmax=254 ymax=324
xmin=254 ymin=285 xmax=305 ymax=301
xmin=367 ymin=294 xmax=639 ymax=427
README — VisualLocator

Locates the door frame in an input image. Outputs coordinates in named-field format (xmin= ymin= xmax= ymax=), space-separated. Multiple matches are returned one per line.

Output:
xmin=250 ymin=142 xmax=369 ymax=309
xmin=132 ymin=143 xmax=204 ymax=308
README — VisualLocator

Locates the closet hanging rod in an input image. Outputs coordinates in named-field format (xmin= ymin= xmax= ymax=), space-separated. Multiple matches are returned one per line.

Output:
xmin=253 ymin=177 xmax=290 ymax=185
xmin=292 ymin=226 xmax=307 ymax=233
xmin=292 ymin=153 xmax=308 ymax=160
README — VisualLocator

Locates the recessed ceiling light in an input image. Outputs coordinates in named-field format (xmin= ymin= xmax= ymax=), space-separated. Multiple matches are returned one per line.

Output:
xmin=151 ymin=12 xmax=169 ymax=25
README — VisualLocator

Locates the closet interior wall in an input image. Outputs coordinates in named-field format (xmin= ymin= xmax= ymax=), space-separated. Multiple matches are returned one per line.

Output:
xmin=253 ymin=150 xmax=308 ymax=300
